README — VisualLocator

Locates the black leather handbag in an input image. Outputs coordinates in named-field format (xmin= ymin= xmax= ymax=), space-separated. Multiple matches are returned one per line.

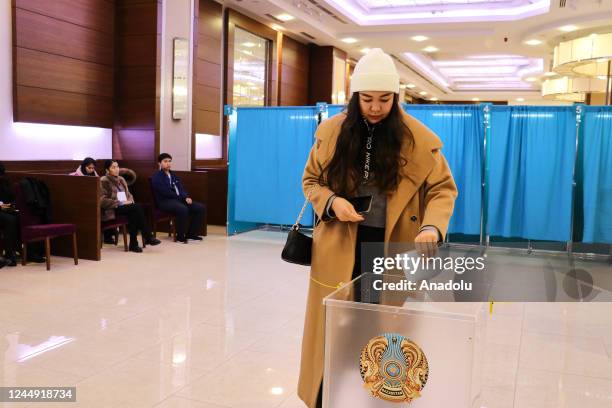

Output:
xmin=281 ymin=188 xmax=316 ymax=266
xmin=281 ymin=223 xmax=312 ymax=266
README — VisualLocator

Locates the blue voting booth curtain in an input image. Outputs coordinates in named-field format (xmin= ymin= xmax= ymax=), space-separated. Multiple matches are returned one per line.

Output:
xmin=488 ymin=106 xmax=576 ymax=242
xmin=582 ymin=106 xmax=612 ymax=243
xmin=326 ymin=104 xmax=345 ymax=118
xmin=403 ymin=104 xmax=484 ymax=235
xmin=233 ymin=107 xmax=318 ymax=226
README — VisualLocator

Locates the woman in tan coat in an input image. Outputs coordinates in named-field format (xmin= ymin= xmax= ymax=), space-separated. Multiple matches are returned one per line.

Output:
xmin=298 ymin=49 xmax=458 ymax=408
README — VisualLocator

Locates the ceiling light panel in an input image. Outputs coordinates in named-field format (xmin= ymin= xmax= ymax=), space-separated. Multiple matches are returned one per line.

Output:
xmin=276 ymin=14 xmax=295 ymax=21
xmin=324 ymin=0 xmax=551 ymax=24
xmin=407 ymin=53 xmax=544 ymax=92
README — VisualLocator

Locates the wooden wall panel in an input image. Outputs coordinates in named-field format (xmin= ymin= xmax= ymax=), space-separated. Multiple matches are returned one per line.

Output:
xmin=192 ymin=0 xmax=223 ymax=142
xmin=308 ymin=45 xmax=334 ymax=105
xmin=3 ymin=160 xmax=92 ymax=173
xmin=279 ymin=36 xmax=309 ymax=106
xmin=16 ymin=48 xmax=113 ymax=97
xmin=14 ymin=9 xmax=114 ymax=64
xmin=14 ymin=86 xmax=114 ymax=127
xmin=116 ymin=67 xmax=157 ymax=99
xmin=193 ymin=110 xmax=221 ymax=135
xmin=12 ymin=1 xmax=115 ymax=128
xmin=307 ymin=45 xmax=347 ymax=105
xmin=113 ymin=0 xmax=162 ymax=166
xmin=15 ymin=0 xmax=114 ymax=34
xmin=196 ymin=167 xmax=227 ymax=226
xmin=194 ymin=85 xmax=221 ymax=112
xmin=196 ymin=36 xmax=222 ymax=65
xmin=114 ymin=1 xmax=159 ymax=36
xmin=195 ymin=59 xmax=221 ymax=87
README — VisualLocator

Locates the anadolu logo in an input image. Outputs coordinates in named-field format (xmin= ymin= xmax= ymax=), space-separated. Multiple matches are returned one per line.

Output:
xmin=359 ymin=333 xmax=429 ymax=403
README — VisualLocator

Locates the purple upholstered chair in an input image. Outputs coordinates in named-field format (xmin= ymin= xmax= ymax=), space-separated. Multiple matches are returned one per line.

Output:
xmin=14 ymin=183 xmax=78 ymax=271
xmin=148 ymin=178 xmax=177 ymax=241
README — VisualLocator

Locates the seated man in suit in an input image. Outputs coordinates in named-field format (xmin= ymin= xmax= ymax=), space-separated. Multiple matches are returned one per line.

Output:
xmin=151 ymin=153 xmax=206 ymax=243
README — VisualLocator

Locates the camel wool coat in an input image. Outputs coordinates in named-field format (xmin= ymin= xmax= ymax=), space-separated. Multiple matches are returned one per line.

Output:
xmin=297 ymin=109 xmax=458 ymax=408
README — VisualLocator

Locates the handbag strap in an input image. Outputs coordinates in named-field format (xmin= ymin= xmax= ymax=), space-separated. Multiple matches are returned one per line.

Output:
xmin=292 ymin=187 xmax=315 ymax=230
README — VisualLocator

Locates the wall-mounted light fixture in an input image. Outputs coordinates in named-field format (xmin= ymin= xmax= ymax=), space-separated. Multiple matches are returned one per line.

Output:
xmin=172 ymin=38 xmax=189 ymax=120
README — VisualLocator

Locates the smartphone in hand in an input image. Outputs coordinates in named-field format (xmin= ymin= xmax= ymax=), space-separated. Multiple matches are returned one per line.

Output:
xmin=347 ymin=195 xmax=373 ymax=215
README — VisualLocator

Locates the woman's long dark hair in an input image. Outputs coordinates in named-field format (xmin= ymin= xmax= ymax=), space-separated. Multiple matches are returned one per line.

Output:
xmin=320 ymin=93 xmax=413 ymax=196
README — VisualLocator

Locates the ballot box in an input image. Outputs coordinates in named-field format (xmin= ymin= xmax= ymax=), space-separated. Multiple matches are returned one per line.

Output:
xmin=323 ymin=272 xmax=487 ymax=408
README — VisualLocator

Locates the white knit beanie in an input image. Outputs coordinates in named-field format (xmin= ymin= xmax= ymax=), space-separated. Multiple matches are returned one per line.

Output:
xmin=350 ymin=48 xmax=400 ymax=95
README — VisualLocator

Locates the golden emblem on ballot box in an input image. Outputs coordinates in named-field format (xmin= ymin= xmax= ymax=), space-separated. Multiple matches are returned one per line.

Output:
xmin=359 ymin=333 xmax=429 ymax=403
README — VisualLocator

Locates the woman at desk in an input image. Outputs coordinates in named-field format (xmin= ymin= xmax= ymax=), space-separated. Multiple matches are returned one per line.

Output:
xmin=100 ymin=160 xmax=161 ymax=253
xmin=70 ymin=157 xmax=98 ymax=177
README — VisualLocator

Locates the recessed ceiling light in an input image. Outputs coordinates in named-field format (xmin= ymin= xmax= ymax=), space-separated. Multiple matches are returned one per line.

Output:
xmin=342 ymin=37 xmax=358 ymax=44
xmin=242 ymin=42 xmax=256 ymax=48
xmin=361 ymin=48 xmax=371 ymax=54
xmin=525 ymin=77 xmax=537 ymax=82
xmin=430 ymin=97 xmax=438 ymax=101
xmin=525 ymin=39 xmax=542 ymax=46
xmin=419 ymin=91 xmax=428 ymax=95
xmin=400 ymin=84 xmax=407 ymax=89
xmin=276 ymin=14 xmax=294 ymax=22
xmin=412 ymin=35 xmax=429 ymax=42
xmin=543 ymin=72 xmax=556 ymax=77
xmin=472 ymin=97 xmax=480 ymax=101
xmin=406 ymin=83 xmax=416 ymax=88
xmin=559 ymin=25 xmax=578 ymax=32
xmin=516 ymin=97 xmax=525 ymax=102
xmin=423 ymin=46 xmax=438 ymax=53
xmin=597 ymin=75 xmax=607 ymax=80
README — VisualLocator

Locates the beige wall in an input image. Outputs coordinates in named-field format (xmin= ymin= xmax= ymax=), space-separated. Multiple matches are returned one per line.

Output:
xmin=159 ymin=0 xmax=195 ymax=171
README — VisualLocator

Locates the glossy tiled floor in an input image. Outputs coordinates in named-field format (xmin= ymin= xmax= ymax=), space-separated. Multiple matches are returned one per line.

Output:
xmin=1 ymin=228 xmax=611 ymax=407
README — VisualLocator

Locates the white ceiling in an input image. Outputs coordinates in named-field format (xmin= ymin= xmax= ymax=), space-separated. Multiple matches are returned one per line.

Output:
xmin=223 ymin=0 xmax=612 ymax=102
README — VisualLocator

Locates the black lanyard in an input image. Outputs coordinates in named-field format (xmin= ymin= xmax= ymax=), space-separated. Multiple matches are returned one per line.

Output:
xmin=362 ymin=118 xmax=378 ymax=183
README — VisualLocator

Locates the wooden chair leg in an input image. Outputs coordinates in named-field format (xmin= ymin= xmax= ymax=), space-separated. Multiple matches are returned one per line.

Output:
xmin=22 ymin=243 xmax=27 ymax=266
xmin=72 ymin=233 xmax=78 ymax=265
xmin=153 ymin=221 xmax=158 ymax=239
xmin=45 ymin=237 xmax=51 ymax=271
xmin=122 ymin=225 xmax=128 ymax=252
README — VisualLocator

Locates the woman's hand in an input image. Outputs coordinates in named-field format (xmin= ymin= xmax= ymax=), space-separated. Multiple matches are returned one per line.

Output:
xmin=331 ymin=197 xmax=364 ymax=222
xmin=414 ymin=229 xmax=439 ymax=258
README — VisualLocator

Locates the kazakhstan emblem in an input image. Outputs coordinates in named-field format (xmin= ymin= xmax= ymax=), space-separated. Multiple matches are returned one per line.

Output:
xmin=359 ymin=333 xmax=429 ymax=403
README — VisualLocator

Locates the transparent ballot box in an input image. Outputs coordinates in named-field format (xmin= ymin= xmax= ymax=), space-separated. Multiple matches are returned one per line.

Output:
xmin=323 ymin=273 xmax=487 ymax=408
xmin=322 ymin=245 xmax=612 ymax=407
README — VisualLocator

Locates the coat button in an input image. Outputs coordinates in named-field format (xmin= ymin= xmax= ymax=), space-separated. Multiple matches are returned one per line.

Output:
xmin=410 ymin=215 xmax=418 ymax=222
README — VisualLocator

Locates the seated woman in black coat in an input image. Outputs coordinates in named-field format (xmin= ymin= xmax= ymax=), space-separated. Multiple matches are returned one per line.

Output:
xmin=100 ymin=160 xmax=161 ymax=253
